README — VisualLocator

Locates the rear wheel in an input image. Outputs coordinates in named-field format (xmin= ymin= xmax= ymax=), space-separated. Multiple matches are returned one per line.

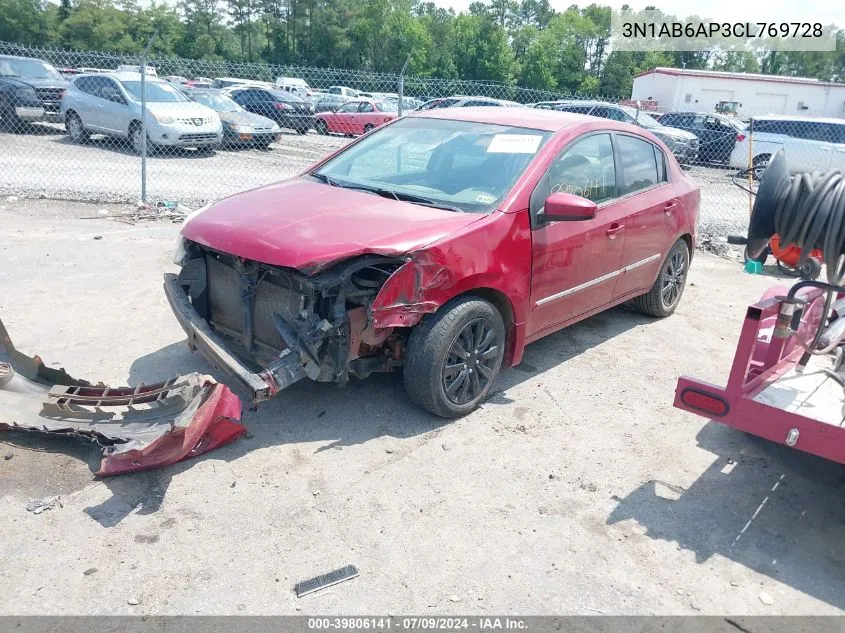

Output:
xmin=315 ymin=119 xmax=328 ymax=135
xmin=363 ymin=123 xmax=374 ymax=134
xmin=404 ymin=296 xmax=506 ymax=418
xmin=66 ymin=112 xmax=89 ymax=143
xmin=631 ymin=239 xmax=690 ymax=317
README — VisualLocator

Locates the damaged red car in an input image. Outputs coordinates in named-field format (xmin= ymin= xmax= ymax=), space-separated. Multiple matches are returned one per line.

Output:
xmin=165 ymin=108 xmax=699 ymax=417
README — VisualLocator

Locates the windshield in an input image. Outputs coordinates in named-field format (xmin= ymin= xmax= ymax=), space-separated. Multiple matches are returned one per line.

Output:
xmin=191 ymin=92 xmax=242 ymax=112
xmin=0 ymin=58 xmax=63 ymax=80
xmin=312 ymin=117 xmax=552 ymax=214
xmin=122 ymin=80 xmax=187 ymax=102
xmin=378 ymin=101 xmax=399 ymax=113
xmin=620 ymin=105 xmax=661 ymax=129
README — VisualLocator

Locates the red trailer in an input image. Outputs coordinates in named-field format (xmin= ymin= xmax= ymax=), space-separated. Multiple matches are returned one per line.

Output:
xmin=674 ymin=282 xmax=845 ymax=464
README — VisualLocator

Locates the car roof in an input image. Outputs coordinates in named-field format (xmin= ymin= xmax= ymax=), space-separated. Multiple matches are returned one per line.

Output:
xmin=752 ymin=114 xmax=845 ymax=124
xmin=411 ymin=106 xmax=618 ymax=132
xmin=79 ymin=71 xmax=165 ymax=82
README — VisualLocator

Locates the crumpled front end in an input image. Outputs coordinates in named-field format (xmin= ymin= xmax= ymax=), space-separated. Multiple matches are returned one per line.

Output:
xmin=0 ymin=317 xmax=245 ymax=476
xmin=167 ymin=242 xmax=413 ymax=402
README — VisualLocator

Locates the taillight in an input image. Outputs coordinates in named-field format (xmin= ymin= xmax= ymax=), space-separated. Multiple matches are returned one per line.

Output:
xmin=274 ymin=102 xmax=292 ymax=110
xmin=680 ymin=388 xmax=729 ymax=416
xmin=736 ymin=133 xmax=746 ymax=142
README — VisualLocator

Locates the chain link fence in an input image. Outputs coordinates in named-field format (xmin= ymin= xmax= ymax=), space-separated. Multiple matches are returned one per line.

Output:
xmin=3 ymin=40 xmax=843 ymax=241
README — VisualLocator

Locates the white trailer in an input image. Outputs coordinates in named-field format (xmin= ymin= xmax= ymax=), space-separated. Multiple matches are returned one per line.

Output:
xmin=632 ymin=67 xmax=845 ymax=119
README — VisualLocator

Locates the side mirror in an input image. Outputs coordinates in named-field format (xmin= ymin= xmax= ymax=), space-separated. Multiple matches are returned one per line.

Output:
xmin=540 ymin=192 xmax=597 ymax=222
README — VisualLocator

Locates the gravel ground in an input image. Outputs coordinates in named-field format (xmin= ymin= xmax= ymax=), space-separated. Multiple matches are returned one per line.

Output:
xmin=0 ymin=124 xmax=750 ymax=238
xmin=1 ymin=198 xmax=844 ymax=615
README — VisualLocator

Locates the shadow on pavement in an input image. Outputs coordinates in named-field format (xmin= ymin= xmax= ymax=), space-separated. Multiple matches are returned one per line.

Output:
xmin=608 ymin=419 xmax=845 ymax=610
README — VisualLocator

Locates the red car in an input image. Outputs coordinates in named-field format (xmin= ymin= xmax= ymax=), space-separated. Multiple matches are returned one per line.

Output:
xmin=166 ymin=108 xmax=699 ymax=417
xmin=314 ymin=98 xmax=398 ymax=136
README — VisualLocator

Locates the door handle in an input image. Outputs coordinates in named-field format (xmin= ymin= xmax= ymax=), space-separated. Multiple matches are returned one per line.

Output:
xmin=664 ymin=201 xmax=678 ymax=214
xmin=606 ymin=224 xmax=624 ymax=239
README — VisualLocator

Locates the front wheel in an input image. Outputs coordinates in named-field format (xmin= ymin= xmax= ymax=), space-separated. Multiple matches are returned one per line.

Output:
xmin=363 ymin=123 xmax=374 ymax=134
xmin=130 ymin=123 xmax=155 ymax=155
xmin=315 ymin=120 xmax=328 ymax=135
xmin=630 ymin=239 xmax=690 ymax=317
xmin=403 ymin=296 xmax=506 ymax=418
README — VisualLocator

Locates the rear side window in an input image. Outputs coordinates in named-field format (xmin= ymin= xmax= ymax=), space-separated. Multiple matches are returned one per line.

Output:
xmin=74 ymin=76 xmax=95 ymax=95
xmin=617 ymin=134 xmax=659 ymax=194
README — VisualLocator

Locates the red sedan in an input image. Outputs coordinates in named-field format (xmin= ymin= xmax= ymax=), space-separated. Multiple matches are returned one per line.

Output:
xmin=314 ymin=98 xmax=398 ymax=136
xmin=167 ymin=108 xmax=699 ymax=417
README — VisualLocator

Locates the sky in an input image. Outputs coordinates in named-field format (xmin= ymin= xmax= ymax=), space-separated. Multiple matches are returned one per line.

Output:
xmin=438 ymin=0 xmax=845 ymax=28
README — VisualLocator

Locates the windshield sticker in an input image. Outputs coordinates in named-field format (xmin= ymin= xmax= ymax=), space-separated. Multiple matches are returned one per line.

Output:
xmin=475 ymin=193 xmax=496 ymax=204
xmin=487 ymin=134 xmax=543 ymax=154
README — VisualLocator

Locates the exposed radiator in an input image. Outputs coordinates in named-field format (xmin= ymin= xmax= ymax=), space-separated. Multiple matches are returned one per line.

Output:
xmin=206 ymin=254 xmax=302 ymax=352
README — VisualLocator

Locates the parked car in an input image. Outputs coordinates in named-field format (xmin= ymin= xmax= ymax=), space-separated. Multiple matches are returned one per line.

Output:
xmin=166 ymin=107 xmax=698 ymax=418
xmin=656 ymin=111 xmax=746 ymax=164
xmin=212 ymin=77 xmax=255 ymax=89
xmin=0 ymin=55 xmax=69 ymax=130
xmin=729 ymin=115 xmax=845 ymax=173
xmin=536 ymin=100 xmax=699 ymax=165
xmin=275 ymin=76 xmax=316 ymax=98
xmin=314 ymin=98 xmax=398 ymax=136
xmin=61 ymin=72 xmax=222 ymax=154
xmin=116 ymin=64 xmax=157 ymax=77
xmin=184 ymin=88 xmax=280 ymax=148
xmin=312 ymin=93 xmax=350 ymax=113
xmin=384 ymin=95 xmax=423 ymax=110
xmin=327 ymin=85 xmax=359 ymax=98
xmin=163 ymin=75 xmax=189 ymax=85
xmin=415 ymin=96 xmax=514 ymax=111
xmin=185 ymin=79 xmax=213 ymax=89
xmin=224 ymin=85 xmax=314 ymax=134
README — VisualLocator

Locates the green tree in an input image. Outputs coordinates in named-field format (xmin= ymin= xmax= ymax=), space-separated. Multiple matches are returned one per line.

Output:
xmin=452 ymin=12 xmax=515 ymax=82
xmin=598 ymin=50 xmax=633 ymax=97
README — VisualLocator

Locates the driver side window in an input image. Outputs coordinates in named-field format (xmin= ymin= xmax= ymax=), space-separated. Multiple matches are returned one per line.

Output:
xmin=338 ymin=102 xmax=359 ymax=113
xmin=530 ymin=133 xmax=617 ymax=216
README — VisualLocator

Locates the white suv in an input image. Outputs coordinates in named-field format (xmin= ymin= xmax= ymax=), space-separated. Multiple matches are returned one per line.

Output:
xmin=730 ymin=115 xmax=845 ymax=173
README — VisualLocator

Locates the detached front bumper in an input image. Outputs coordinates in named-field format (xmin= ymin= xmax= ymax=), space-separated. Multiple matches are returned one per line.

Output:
xmin=0 ymin=315 xmax=246 ymax=476
xmin=163 ymin=274 xmax=307 ymax=403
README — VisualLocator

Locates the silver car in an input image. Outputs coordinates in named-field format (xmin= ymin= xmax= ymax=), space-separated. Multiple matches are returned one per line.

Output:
xmin=61 ymin=72 xmax=223 ymax=153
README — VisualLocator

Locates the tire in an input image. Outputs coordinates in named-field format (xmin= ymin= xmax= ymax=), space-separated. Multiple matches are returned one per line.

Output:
xmin=403 ymin=296 xmax=506 ymax=418
xmin=752 ymin=153 xmax=771 ymax=168
xmin=631 ymin=239 xmax=690 ymax=318
xmin=363 ymin=123 xmax=374 ymax=134
xmin=744 ymin=244 xmax=768 ymax=265
xmin=66 ymin=112 xmax=89 ymax=143
xmin=130 ymin=122 xmax=155 ymax=155
xmin=751 ymin=153 xmax=771 ymax=180
xmin=315 ymin=119 xmax=328 ymax=135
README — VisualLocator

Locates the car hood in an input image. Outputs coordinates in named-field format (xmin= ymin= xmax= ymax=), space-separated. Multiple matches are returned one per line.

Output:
xmin=219 ymin=110 xmax=278 ymax=129
xmin=2 ymin=76 xmax=68 ymax=90
xmin=145 ymin=101 xmax=217 ymax=119
xmin=181 ymin=178 xmax=484 ymax=273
